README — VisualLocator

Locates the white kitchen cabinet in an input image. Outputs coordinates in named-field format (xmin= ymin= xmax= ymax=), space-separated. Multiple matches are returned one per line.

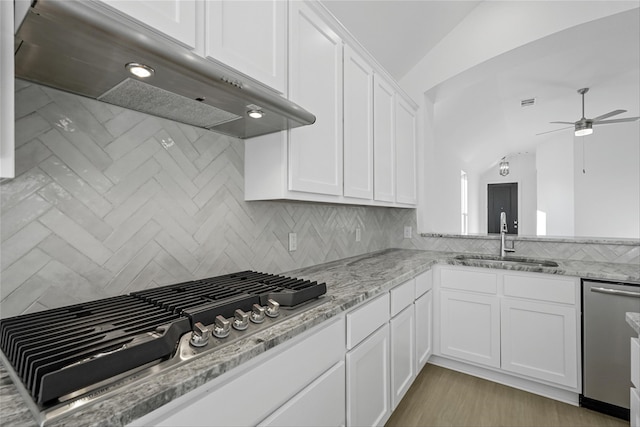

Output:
xmin=1 ymin=0 xmax=14 ymax=178
xmin=343 ymin=45 xmax=374 ymax=200
xmin=373 ymin=74 xmax=395 ymax=203
xmin=288 ymin=1 xmax=343 ymax=196
xmin=346 ymin=293 xmax=390 ymax=350
xmin=205 ymin=0 xmax=286 ymax=94
xmin=131 ymin=318 xmax=345 ymax=427
xmin=394 ymin=96 xmax=417 ymax=205
xmin=632 ymin=387 xmax=640 ymax=427
xmin=96 ymin=0 xmax=197 ymax=49
xmin=501 ymin=298 xmax=577 ymax=387
xmin=630 ymin=336 xmax=640 ymax=427
xmin=390 ymin=305 xmax=415 ymax=409
xmin=346 ymin=324 xmax=391 ymax=427
xmin=434 ymin=266 xmax=581 ymax=399
xmin=259 ymin=361 xmax=345 ymax=427
xmin=243 ymin=2 xmax=417 ymax=208
xmin=415 ymin=290 xmax=433 ymax=372
xmin=439 ymin=289 xmax=500 ymax=368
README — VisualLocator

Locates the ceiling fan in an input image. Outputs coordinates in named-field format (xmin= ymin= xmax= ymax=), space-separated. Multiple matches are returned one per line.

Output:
xmin=537 ymin=87 xmax=640 ymax=136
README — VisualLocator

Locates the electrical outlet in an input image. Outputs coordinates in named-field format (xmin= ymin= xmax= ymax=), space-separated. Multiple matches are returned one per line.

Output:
xmin=355 ymin=227 xmax=361 ymax=242
xmin=288 ymin=232 xmax=297 ymax=252
xmin=404 ymin=226 xmax=412 ymax=239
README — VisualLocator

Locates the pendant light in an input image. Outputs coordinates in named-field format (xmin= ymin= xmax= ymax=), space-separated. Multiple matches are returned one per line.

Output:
xmin=499 ymin=157 xmax=510 ymax=176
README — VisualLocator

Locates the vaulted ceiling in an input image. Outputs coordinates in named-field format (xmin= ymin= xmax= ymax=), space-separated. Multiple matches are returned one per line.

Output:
xmin=321 ymin=0 xmax=481 ymax=81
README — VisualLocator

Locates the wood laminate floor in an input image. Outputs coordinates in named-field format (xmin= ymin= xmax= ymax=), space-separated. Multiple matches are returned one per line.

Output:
xmin=386 ymin=364 xmax=628 ymax=427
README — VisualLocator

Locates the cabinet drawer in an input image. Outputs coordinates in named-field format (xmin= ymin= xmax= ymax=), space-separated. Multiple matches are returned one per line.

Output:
xmin=503 ymin=274 xmax=576 ymax=305
xmin=391 ymin=279 xmax=415 ymax=317
xmin=259 ymin=361 xmax=345 ymax=427
xmin=632 ymin=338 xmax=640 ymax=389
xmin=152 ymin=318 xmax=345 ymax=427
xmin=415 ymin=271 xmax=432 ymax=298
xmin=440 ymin=268 xmax=497 ymax=294
xmin=347 ymin=293 xmax=390 ymax=350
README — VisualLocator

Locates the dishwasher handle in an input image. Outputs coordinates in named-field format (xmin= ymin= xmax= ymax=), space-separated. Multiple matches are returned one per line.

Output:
xmin=590 ymin=286 xmax=640 ymax=298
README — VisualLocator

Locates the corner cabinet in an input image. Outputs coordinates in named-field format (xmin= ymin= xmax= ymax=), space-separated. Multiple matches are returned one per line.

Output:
xmin=288 ymin=1 xmax=343 ymax=196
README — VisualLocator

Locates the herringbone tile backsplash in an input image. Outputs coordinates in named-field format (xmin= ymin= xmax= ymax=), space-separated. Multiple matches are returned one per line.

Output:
xmin=2 ymin=81 xmax=637 ymax=317
xmin=1 ymin=80 xmax=416 ymax=317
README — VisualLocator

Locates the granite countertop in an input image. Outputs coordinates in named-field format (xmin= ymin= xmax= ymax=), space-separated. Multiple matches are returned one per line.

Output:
xmin=1 ymin=248 xmax=639 ymax=426
xmin=627 ymin=313 xmax=640 ymax=335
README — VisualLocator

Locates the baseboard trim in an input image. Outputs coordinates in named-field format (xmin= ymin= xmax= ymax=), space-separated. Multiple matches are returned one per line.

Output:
xmin=429 ymin=356 xmax=580 ymax=406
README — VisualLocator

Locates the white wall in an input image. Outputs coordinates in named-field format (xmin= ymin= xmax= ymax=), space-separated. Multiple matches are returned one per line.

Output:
xmin=402 ymin=1 xmax=639 ymax=234
xmin=536 ymin=137 xmax=575 ymax=236
xmin=573 ymin=122 xmax=640 ymax=238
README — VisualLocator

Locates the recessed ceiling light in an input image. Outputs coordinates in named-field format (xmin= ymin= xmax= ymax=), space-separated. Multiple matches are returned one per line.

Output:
xmin=247 ymin=109 xmax=264 ymax=119
xmin=125 ymin=62 xmax=155 ymax=78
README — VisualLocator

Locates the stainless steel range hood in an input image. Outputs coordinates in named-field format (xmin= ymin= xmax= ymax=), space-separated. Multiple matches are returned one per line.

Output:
xmin=14 ymin=0 xmax=316 ymax=139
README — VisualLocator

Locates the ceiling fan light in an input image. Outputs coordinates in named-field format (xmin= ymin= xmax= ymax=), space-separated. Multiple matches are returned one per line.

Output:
xmin=575 ymin=121 xmax=593 ymax=136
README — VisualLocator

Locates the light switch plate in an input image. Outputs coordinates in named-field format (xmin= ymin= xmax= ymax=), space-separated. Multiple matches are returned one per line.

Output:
xmin=288 ymin=232 xmax=297 ymax=251
xmin=355 ymin=227 xmax=361 ymax=242
xmin=404 ymin=226 xmax=412 ymax=239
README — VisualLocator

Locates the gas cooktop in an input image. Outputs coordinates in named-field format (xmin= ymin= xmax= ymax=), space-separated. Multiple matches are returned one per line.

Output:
xmin=0 ymin=271 xmax=327 ymax=425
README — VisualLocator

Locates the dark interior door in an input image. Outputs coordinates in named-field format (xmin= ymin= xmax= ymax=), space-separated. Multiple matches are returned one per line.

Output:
xmin=488 ymin=183 xmax=518 ymax=234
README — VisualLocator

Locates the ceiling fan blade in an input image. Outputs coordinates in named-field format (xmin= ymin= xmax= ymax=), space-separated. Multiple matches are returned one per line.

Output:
xmin=591 ymin=109 xmax=626 ymax=121
xmin=536 ymin=126 xmax=573 ymax=136
xmin=549 ymin=121 xmax=574 ymax=125
xmin=593 ymin=117 xmax=640 ymax=125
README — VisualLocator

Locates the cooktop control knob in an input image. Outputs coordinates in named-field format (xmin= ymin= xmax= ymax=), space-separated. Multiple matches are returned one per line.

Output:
xmin=212 ymin=315 xmax=231 ymax=339
xmin=250 ymin=304 xmax=266 ymax=324
xmin=233 ymin=309 xmax=249 ymax=331
xmin=266 ymin=299 xmax=280 ymax=318
xmin=189 ymin=322 xmax=210 ymax=348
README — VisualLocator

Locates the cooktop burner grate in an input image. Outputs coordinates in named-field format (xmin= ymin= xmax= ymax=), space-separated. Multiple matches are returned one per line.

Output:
xmin=0 ymin=271 xmax=326 ymax=409
xmin=131 ymin=271 xmax=327 ymax=325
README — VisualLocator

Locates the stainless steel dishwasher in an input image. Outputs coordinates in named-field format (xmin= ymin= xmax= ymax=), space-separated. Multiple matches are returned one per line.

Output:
xmin=582 ymin=279 xmax=640 ymax=420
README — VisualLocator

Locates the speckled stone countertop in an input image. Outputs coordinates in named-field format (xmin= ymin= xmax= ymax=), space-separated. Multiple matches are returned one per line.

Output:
xmin=1 ymin=248 xmax=639 ymax=426
xmin=627 ymin=313 xmax=640 ymax=335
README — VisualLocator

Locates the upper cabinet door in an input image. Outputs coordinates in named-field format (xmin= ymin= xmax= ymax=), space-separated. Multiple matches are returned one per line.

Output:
xmin=205 ymin=1 xmax=286 ymax=94
xmin=288 ymin=2 xmax=343 ymax=196
xmin=395 ymin=96 xmax=417 ymax=205
xmin=343 ymin=45 xmax=374 ymax=200
xmin=373 ymin=75 xmax=396 ymax=203
xmin=97 ymin=0 xmax=197 ymax=49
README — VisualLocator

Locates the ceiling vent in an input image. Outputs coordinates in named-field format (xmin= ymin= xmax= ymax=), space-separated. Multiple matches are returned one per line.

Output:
xmin=521 ymin=98 xmax=536 ymax=107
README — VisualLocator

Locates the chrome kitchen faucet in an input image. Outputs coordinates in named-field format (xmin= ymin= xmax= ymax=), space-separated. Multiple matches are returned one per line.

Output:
xmin=500 ymin=212 xmax=516 ymax=258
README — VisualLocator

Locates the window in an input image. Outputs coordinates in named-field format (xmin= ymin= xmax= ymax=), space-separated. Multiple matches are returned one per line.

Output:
xmin=461 ymin=170 xmax=468 ymax=235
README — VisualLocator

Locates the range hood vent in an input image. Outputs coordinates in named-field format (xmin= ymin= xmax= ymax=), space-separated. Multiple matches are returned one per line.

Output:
xmin=14 ymin=0 xmax=316 ymax=139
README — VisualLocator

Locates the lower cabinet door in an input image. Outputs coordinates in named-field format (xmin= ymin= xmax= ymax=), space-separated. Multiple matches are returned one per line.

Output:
xmin=631 ymin=387 xmax=640 ymax=427
xmin=501 ymin=298 xmax=577 ymax=388
xmin=259 ymin=362 xmax=345 ymax=427
xmin=439 ymin=290 xmax=500 ymax=368
xmin=390 ymin=305 xmax=415 ymax=409
xmin=415 ymin=290 xmax=432 ymax=372
xmin=346 ymin=324 xmax=390 ymax=427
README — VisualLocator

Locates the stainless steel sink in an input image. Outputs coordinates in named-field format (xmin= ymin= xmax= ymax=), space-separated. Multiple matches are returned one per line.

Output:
xmin=454 ymin=254 xmax=559 ymax=268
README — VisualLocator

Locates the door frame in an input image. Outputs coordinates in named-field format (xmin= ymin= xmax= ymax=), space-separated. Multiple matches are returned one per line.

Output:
xmin=487 ymin=182 xmax=518 ymax=235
